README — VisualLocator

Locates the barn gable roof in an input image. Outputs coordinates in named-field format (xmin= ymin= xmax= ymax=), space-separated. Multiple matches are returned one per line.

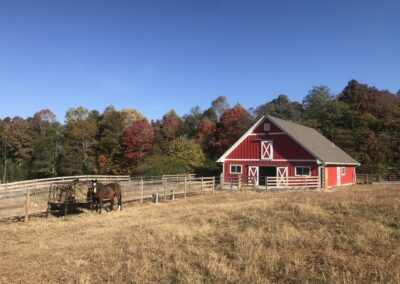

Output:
xmin=217 ymin=115 xmax=360 ymax=166
xmin=266 ymin=115 xmax=360 ymax=165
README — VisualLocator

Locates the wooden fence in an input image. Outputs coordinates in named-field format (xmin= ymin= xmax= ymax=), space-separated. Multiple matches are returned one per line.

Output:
xmin=0 ymin=175 xmax=215 ymax=222
xmin=124 ymin=176 xmax=214 ymax=203
xmin=222 ymin=175 xmax=319 ymax=190
xmin=356 ymin=174 xmax=400 ymax=184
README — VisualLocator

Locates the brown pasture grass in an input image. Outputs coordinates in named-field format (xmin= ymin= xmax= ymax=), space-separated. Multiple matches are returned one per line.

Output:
xmin=0 ymin=184 xmax=399 ymax=283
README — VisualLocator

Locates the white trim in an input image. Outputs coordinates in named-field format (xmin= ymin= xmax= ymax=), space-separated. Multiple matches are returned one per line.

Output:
xmin=295 ymin=166 xmax=311 ymax=176
xmin=249 ymin=132 xmax=285 ymax=136
xmin=216 ymin=116 xmax=265 ymax=163
xmin=229 ymin=164 xmax=242 ymax=174
xmin=225 ymin=158 xmax=317 ymax=162
xmin=325 ymin=162 xmax=361 ymax=166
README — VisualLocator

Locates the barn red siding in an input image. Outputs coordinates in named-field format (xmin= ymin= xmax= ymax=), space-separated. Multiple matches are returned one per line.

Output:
xmin=341 ymin=166 xmax=355 ymax=185
xmin=325 ymin=165 xmax=355 ymax=187
xmin=226 ymin=134 xmax=315 ymax=160
xmin=253 ymin=118 xmax=281 ymax=133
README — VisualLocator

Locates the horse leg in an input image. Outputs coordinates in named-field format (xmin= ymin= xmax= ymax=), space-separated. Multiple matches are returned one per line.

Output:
xmin=99 ymin=199 xmax=102 ymax=214
xmin=118 ymin=191 xmax=122 ymax=212
xmin=110 ymin=197 xmax=114 ymax=211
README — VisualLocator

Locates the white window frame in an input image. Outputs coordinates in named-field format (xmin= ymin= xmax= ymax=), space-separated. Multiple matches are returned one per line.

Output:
xmin=261 ymin=140 xmax=273 ymax=160
xmin=230 ymin=164 xmax=242 ymax=174
xmin=263 ymin=123 xmax=270 ymax=132
xmin=341 ymin=167 xmax=345 ymax=176
xmin=295 ymin=166 xmax=311 ymax=176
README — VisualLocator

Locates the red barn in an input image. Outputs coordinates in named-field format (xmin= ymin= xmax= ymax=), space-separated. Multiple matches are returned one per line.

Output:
xmin=217 ymin=115 xmax=360 ymax=188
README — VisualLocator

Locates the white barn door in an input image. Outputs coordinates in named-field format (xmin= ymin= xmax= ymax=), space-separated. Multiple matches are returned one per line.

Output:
xmin=277 ymin=167 xmax=288 ymax=187
xmin=248 ymin=166 xmax=259 ymax=185
xmin=261 ymin=140 xmax=273 ymax=160
xmin=337 ymin=167 xmax=341 ymax=186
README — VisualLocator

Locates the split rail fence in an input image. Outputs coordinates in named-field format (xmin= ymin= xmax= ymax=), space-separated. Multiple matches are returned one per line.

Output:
xmin=0 ymin=175 xmax=215 ymax=221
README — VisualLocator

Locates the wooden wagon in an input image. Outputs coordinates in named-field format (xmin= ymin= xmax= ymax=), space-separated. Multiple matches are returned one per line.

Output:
xmin=46 ymin=180 xmax=92 ymax=217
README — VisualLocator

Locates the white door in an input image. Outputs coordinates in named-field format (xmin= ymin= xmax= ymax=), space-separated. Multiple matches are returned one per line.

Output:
xmin=337 ymin=167 xmax=341 ymax=186
xmin=248 ymin=166 xmax=259 ymax=185
xmin=277 ymin=167 xmax=288 ymax=187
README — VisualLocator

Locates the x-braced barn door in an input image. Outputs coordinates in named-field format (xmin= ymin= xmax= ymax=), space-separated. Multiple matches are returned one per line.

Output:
xmin=277 ymin=167 xmax=288 ymax=187
xmin=248 ymin=166 xmax=259 ymax=185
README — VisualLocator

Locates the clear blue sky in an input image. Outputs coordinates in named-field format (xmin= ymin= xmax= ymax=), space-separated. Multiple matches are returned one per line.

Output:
xmin=0 ymin=0 xmax=399 ymax=122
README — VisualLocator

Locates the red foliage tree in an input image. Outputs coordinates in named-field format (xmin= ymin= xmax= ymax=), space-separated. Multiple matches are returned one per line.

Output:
xmin=195 ymin=118 xmax=215 ymax=154
xmin=122 ymin=119 xmax=154 ymax=166
xmin=212 ymin=104 xmax=253 ymax=158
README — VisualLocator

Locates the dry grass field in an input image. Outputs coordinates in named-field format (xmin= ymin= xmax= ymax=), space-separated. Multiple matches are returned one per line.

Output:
xmin=0 ymin=185 xmax=399 ymax=283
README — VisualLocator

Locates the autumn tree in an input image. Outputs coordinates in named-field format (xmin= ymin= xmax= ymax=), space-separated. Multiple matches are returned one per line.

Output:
xmin=181 ymin=106 xmax=202 ymax=138
xmin=29 ymin=109 xmax=60 ymax=178
xmin=254 ymin=94 xmax=303 ymax=121
xmin=195 ymin=118 xmax=215 ymax=155
xmin=336 ymin=80 xmax=400 ymax=172
xmin=152 ymin=109 xmax=182 ymax=154
xmin=212 ymin=104 xmax=253 ymax=158
xmin=202 ymin=95 xmax=229 ymax=123
xmin=169 ymin=137 xmax=205 ymax=171
xmin=58 ymin=107 xmax=98 ymax=175
xmin=96 ymin=106 xmax=125 ymax=174
xmin=122 ymin=119 xmax=154 ymax=171
xmin=120 ymin=108 xmax=144 ymax=127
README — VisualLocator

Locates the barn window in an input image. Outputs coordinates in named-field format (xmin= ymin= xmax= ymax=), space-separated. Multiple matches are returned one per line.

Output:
xmin=295 ymin=166 xmax=310 ymax=176
xmin=263 ymin=123 xmax=270 ymax=131
xmin=341 ymin=167 xmax=345 ymax=176
xmin=230 ymin=165 xmax=242 ymax=174
xmin=261 ymin=140 xmax=273 ymax=160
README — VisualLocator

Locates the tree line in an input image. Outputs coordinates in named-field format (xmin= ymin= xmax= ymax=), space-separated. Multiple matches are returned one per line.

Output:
xmin=0 ymin=79 xmax=399 ymax=182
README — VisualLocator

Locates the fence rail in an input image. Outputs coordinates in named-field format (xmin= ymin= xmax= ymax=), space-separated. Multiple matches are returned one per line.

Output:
xmin=0 ymin=175 xmax=130 ymax=198
xmin=223 ymin=175 xmax=319 ymax=190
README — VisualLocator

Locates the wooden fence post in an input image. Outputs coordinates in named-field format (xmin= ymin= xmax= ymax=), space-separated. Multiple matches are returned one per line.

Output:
xmin=184 ymin=177 xmax=187 ymax=199
xmin=163 ymin=178 xmax=167 ymax=200
xmin=220 ymin=173 xmax=224 ymax=190
xmin=201 ymin=177 xmax=204 ymax=195
xmin=140 ymin=178 xmax=144 ymax=204
xmin=212 ymin=176 xmax=215 ymax=196
xmin=265 ymin=177 xmax=268 ymax=192
xmin=24 ymin=187 xmax=30 ymax=222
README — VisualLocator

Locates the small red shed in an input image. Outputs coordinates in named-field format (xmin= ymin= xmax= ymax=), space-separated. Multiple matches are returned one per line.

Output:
xmin=217 ymin=115 xmax=360 ymax=188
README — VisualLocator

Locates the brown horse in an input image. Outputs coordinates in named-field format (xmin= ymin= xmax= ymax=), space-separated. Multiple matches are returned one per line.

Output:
xmin=89 ymin=180 xmax=122 ymax=213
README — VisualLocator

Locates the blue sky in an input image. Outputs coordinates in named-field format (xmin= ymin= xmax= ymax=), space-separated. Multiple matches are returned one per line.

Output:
xmin=0 ymin=0 xmax=399 ymax=122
